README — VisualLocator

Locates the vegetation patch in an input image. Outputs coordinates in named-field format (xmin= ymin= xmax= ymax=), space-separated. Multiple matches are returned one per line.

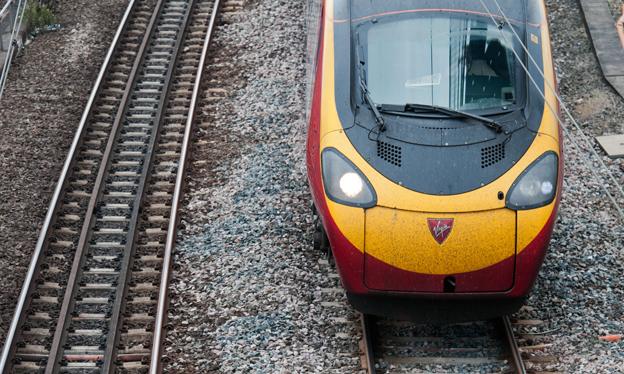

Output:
xmin=23 ymin=3 xmax=56 ymax=31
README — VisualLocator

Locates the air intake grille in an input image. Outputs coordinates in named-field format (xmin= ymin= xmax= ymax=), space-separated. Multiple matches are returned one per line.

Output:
xmin=377 ymin=141 xmax=402 ymax=167
xmin=481 ymin=143 xmax=505 ymax=168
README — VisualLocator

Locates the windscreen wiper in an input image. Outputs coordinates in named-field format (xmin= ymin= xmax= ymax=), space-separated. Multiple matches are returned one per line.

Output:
xmin=359 ymin=77 xmax=386 ymax=132
xmin=354 ymin=33 xmax=386 ymax=133
xmin=380 ymin=103 xmax=504 ymax=133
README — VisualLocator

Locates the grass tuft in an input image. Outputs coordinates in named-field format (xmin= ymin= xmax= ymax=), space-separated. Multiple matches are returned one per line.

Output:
xmin=23 ymin=3 xmax=56 ymax=30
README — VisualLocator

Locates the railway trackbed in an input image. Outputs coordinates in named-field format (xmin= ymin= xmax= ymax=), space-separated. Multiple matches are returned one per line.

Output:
xmin=0 ymin=0 xmax=222 ymax=371
xmin=316 ymin=256 xmax=560 ymax=373
xmin=360 ymin=314 xmax=559 ymax=374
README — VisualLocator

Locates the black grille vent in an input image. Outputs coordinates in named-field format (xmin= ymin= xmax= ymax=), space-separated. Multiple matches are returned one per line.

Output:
xmin=377 ymin=141 xmax=402 ymax=167
xmin=481 ymin=143 xmax=505 ymax=168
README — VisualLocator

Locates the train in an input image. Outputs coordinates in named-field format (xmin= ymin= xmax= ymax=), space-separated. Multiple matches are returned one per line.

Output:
xmin=305 ymin=0 xmax=563 ymax=322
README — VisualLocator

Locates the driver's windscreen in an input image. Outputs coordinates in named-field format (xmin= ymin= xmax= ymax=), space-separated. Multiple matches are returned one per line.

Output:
xmin=365 ymin=15 xmax=518 ymax=112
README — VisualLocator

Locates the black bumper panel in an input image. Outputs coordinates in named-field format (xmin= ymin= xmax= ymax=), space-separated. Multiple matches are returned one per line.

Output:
xmin=347 ymin=292 xmax=525 ymax=323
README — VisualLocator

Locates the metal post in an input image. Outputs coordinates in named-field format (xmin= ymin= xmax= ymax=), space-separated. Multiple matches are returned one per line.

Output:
xmin=0 ymin=0 xmax=27 ymax=99
xmin=617 ymin=5 xmax=624 ymax=49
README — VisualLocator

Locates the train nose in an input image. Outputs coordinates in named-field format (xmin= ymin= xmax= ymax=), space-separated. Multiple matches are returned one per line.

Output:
xmin=363 ymin=207 xmax=517 ymax=293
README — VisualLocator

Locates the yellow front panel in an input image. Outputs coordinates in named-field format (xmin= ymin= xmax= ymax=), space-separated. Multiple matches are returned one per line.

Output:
xmin=365 ymin=207 xmax=517 ymax=274
xmin=327 ymin=200 xmax=365 ymax=249
xmin=517 ymin=202 xmax=556 ymax=250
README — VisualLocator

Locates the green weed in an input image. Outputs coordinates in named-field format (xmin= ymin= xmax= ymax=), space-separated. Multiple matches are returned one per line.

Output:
xmin=23 ymin=3 xmax=56 ymax=30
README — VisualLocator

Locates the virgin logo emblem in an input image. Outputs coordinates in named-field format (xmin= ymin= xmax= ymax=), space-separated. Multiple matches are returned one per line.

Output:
xmin=427 ymin=218 xmax=454 ymax=245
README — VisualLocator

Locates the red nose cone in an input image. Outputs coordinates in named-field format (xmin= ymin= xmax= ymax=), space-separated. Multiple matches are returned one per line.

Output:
xmin=427 ymin=218 xmax=454 ymax=245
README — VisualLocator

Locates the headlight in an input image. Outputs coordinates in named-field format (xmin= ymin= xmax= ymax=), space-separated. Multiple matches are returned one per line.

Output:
xmin=506 ymin=152 xmax=559 ymax=210
xmin=322 ymin=148 xmax=377 ymax=208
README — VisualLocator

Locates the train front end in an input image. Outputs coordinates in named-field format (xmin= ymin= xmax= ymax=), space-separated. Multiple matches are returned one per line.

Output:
xmin=306 ymin=0 xmax=562 ymax=322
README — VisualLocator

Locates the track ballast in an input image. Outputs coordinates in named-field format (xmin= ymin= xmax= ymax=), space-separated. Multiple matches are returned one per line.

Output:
xmin=0 ymin=0 xmax=221 ymax=372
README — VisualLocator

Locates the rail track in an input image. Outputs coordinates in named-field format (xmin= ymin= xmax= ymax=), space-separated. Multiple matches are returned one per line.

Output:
xmin=0 ymin=0 xmax=222 ymax=371
xmin=360 ymin=313 xmax=559 ymax=374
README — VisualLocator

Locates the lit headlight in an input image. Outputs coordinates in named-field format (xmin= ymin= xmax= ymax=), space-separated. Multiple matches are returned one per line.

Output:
xmin=339 ymin=172 xmax=364 ymax=198
xmin=322 ymin=148 xmax=377 ymax=208
xmin=506 ymin=152 xmax=559 ymax=210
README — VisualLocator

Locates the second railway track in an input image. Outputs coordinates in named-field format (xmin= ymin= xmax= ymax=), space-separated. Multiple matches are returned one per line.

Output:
xmin=0 ymin=0 xmax=222 ymax=372
xmin=360 ymin=313 xmax=559 ymax=374
xmin=361 ymin=315 xmax=526 ymax=374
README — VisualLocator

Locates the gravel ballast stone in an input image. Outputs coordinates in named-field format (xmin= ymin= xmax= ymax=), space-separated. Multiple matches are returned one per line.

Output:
xmin=166 ymin=0 xmax=623 ymax=372
xmin=164 ymin=0 xmax=361 ymax=372
xmin=0 ymin=0 xmax=622 ymax=372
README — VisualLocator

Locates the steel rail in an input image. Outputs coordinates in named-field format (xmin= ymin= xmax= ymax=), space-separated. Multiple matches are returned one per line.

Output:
xmin=0 ymin=0 xmax=137 ymax=371
xmin=360 ymin=314 xmax=377 ymax=374
xmin=149 ymin=0 xmax=222 ymax=371
xmin=501 ymin=316 xmax=527 ymax=374
xmin=103 ymin=0 xmax=197 ymax=370
xmin=44 ymin=0 xmax=167 ymax=370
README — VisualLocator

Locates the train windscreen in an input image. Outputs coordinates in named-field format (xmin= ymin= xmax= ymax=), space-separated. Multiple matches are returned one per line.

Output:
xmin=361 ymin=15 xmax=519 ymax=113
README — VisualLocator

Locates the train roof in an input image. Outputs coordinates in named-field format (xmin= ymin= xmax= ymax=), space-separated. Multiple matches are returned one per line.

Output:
xmin=339 ymin=0 xmax=540 ymax=25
